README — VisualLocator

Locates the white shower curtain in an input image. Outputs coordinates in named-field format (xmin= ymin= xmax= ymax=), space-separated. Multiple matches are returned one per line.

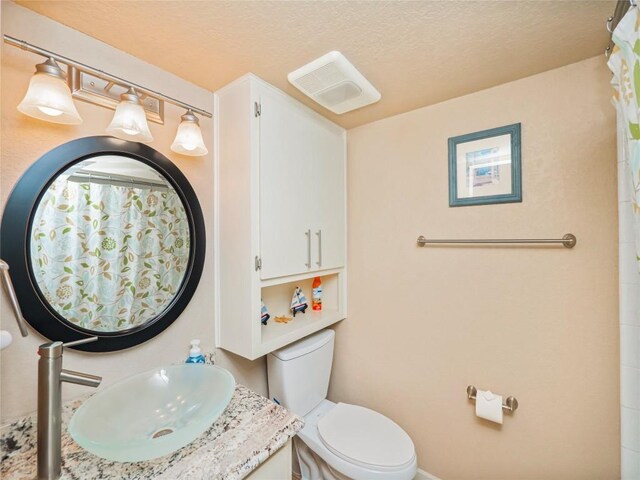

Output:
xmin=608 ymin=6 xmax=640 ymax=479
xmin=609 ymin=7 xmax=640 ymax=268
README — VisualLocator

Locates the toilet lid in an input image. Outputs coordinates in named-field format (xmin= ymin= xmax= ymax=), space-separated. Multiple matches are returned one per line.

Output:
xmin=317 ymin=403 xmax=415 ymax=469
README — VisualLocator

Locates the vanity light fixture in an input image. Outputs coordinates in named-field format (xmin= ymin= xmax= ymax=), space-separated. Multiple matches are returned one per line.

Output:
xmin=106 ymin=88 xmax=154 ymax=143
xmin=17 ymin=57 xmax=82 ymax=125
xmin=171 ymin=109 xmax=208 ymax=156
xmin=6 ymin=35 xmax=212 ymax=151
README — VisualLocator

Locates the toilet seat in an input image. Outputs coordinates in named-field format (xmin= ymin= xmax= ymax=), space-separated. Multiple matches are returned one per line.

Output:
xmin=317 ymin=403 xmax=415 ymax=470
xmin=297 ymin=400 xmax=417 ymax=480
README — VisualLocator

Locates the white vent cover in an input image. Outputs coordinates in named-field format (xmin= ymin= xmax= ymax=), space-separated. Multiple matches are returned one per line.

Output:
xmin=288 ymin=51 xmax=381 ymax=114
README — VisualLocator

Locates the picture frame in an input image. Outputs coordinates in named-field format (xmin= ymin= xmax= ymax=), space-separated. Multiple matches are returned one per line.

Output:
xmin=448 ymin=123 xmax=521 ymax=207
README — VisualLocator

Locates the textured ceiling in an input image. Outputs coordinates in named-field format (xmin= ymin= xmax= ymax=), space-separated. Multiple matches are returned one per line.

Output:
xmin=16 ymin=0 xmax=613 ymax=129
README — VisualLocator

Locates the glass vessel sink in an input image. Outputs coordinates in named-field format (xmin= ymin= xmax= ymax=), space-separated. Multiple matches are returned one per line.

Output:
xmin=69 ymin=364 xmax=235 ymax=462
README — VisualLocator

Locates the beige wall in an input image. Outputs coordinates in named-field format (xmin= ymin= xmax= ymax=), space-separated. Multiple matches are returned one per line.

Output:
xmin=0 ymin=2 xmax=244 ymax=421
xmin=330 ymin=56 xmax=619 ymax=479
xmin=0 ymin=3 xmax=621 ymax=477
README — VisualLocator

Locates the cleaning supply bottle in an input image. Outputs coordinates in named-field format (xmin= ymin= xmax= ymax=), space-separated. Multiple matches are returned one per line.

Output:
xmin=312 ymin=277 xmax=322 ymax=311
xmin=186 ymin=339 xmax=205 ymax=364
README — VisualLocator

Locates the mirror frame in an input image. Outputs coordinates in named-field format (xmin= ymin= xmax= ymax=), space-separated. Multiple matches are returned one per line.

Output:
xmin=0 ymin=136 xmax=206 ymax=351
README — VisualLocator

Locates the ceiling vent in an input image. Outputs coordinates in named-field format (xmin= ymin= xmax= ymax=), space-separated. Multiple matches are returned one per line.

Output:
xmin=288 ymin=51 xmax=381 ymax=115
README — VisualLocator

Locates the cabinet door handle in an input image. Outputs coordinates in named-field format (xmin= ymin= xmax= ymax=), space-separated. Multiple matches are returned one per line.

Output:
xmin=316 ymin=230 xmax=322 ymax=267
xmin=305 ymin=229 xmax=311 ymax=268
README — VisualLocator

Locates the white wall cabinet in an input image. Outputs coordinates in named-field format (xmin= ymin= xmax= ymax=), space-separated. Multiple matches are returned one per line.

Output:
xmin=259 ymin=84 xmax=345 ymax=279
xmin=215 ymin=74 xmax=347 ymax=360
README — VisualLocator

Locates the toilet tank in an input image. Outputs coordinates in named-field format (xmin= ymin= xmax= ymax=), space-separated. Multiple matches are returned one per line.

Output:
xmin=267 ymin=329 xmax=335 ymax=417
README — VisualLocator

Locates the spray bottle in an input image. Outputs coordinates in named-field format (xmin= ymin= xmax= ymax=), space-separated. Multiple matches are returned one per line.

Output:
xmin=312 ymin=277 xmax=322 ymax=311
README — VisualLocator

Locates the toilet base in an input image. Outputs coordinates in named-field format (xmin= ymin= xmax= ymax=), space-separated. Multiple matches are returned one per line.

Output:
xmin=295 ymin=437 xmax=350 ymax=480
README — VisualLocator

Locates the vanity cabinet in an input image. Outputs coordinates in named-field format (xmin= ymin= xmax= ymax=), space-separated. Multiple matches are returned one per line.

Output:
xmin=245 ymin=440 xmax=292 ymax=480
xmin=215 ymin=74 xmax=346 ymax=360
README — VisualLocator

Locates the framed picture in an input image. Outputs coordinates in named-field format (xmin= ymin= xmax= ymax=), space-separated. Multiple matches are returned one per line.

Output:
xmin=448 ymin=123 xmax=521 ymax=207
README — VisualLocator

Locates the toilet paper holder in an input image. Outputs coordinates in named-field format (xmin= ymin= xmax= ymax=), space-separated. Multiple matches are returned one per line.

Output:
xmin=467 ymin=385 xmax=519 ymax=412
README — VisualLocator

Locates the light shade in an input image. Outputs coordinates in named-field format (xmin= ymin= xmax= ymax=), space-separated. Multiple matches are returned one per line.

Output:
xmin=106 ymin=88 xmax=153 ymax=143
xmin=17 ymin=58 xmax=82 ymax=125
xmin=171 ymin=110 xmax=208 ymax=156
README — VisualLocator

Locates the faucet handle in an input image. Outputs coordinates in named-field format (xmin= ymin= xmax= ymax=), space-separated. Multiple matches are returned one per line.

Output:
xmin=62 ymin=336 xmax=99 ymax=349
xmin=39 ymin=336 xmax=99 ymax=358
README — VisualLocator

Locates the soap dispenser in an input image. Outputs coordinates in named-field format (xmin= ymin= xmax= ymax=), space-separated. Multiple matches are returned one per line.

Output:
xmin=186 ymin=339 xmax=205 ymax=364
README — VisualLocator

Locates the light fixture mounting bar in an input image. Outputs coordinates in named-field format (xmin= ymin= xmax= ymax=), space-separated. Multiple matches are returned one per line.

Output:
xmin=3 ymin=34 xmax=212 ymax=119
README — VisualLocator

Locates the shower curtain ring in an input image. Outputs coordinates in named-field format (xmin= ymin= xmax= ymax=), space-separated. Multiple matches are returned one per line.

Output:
xmin=605 ymin=45 xmax=612 ymax=58
xmin=607 ymin=16 xmax=614 ymax=33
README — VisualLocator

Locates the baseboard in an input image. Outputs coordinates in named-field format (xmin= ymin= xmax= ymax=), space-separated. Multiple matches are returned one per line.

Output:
xmin=295 ymin=466 xmax=436 ymax=479
xmin=414 ymin=468 xmax=441 ymax=480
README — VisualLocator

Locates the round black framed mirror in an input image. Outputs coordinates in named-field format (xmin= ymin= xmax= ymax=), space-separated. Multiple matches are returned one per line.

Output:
xmin=0 ymin=136 xmax=205 ymax=351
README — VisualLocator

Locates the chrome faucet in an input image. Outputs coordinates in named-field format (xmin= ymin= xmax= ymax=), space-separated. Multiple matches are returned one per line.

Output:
xmin=37 ymin=337 xmax=102 ymax=480
xmin=0 ymin=260 xmax=102 ymax=479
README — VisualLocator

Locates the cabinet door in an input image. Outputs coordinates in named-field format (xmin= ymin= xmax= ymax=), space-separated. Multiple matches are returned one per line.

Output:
xmin=259 ymin=87 xmax=315 ymax=280
xmin=312 ymin=128 xmax=345 ymax=271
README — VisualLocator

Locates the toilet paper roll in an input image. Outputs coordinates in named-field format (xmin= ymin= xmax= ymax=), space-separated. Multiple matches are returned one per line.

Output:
xmin=475 ymin=389 xmax=503 ymax=424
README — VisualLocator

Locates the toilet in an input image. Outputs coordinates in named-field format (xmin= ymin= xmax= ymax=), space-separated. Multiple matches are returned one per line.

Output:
xmin=267 ymin=330 xmax=417 ymax=480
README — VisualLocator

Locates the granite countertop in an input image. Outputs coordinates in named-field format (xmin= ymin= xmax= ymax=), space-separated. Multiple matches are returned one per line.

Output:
xmin=1 ymin=384 xmax=303 ymax=480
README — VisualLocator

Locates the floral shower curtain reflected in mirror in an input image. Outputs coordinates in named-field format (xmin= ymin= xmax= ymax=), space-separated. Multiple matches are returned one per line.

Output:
xmin=30 ymin=175 xmax=190 ymax=332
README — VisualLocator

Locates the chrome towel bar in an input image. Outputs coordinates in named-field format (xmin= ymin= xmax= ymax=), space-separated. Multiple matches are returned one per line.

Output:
xmin=417 ymin=233 xmax=576 ymax=249
xmin=467 ymin=385 xmax=519 ymax=412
